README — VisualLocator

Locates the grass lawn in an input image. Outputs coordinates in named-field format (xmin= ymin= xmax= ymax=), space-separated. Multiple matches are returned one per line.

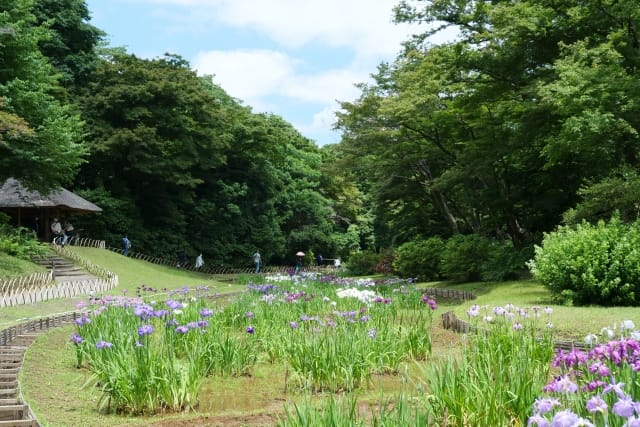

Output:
xmin=431 ymin=279 xmax=628 ymax=340
xmin=0 ymin=251 xmax=47 ymax=277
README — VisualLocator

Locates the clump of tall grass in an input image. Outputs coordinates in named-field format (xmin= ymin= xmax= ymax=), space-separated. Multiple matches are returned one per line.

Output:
xmin=419 ymin=304 xmax=555 ymax=425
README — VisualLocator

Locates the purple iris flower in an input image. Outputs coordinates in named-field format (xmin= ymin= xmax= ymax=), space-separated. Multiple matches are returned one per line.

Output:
xmin=175 ymin=325 xmax=189 ymax=334
xmin=613 ymin=397 xmax=636 ymax=418
xmin=70 ymin=333 xmax=83 ymax=344
xmin=290 ymin=321 xmax=299 ymax=329
xmin=166 ymin=300 xmax=183 ymax=310
xmin=200 ymin=308 xmax=213 ymax=317
xmin=75 ymin=316 xmax=91 ymax=326
xmin=586 ymin=395 xmax=608 ymax=414
xmin=246 ymin=325 xmax=255 ymax=334
xmin=138 ymin=325 xmax=154 ymax=336
xmin=96 ymin=341 xmax=113 ymax=349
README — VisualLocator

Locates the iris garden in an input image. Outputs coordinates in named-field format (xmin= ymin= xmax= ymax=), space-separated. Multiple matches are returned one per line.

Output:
xmin=66 ymin=272 xmax=640 ymax=425
xmin=69 ymin=273 xmax=437 ymax=415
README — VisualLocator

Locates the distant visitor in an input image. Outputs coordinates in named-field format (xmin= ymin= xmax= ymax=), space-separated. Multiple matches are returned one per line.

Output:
xmin=122 ymin=234 xmax=131 ymax=256
xmin=253 ymin=250 xmax=261 ymax=273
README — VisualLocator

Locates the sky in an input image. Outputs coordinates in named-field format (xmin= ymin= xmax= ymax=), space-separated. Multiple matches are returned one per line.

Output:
xmin=84 ymin=0 xmax=435 ymax=146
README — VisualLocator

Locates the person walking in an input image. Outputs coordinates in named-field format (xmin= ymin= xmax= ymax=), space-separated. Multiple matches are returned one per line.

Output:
xmin=122 ymin=234 xmax=131 ymax=256
xmin=252 ymin=250 xmax=261 ymax=273
xmin=195 ymin=253 xmax=204 ymax=270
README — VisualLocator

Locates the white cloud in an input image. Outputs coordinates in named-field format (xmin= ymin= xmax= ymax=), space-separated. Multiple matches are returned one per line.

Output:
xmin=138 ymin=0 xmax=417 ymax=59
xmin=134 ymin=0 xmax=438 ymax=144
xmin=194 ymin=49 xmax=365 ymax=108
xmin=193 ymin=49 xmax=297 ymax=100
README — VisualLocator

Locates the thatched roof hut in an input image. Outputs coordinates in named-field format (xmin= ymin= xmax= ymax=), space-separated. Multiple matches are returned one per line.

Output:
xmin=0 ymin=178 xmax=101 ymax=240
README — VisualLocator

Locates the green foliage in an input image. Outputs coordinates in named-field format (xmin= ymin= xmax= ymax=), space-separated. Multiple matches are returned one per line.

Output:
xmin=423 ymin=307 xmax=554 ymax=426
xmin=529 ymin=216 xmax=640 ymax=306
xmin=0 ymin=0 xmax=87 ymax=190
xmin=392 ymin=237 xmax=444 ymax=281
xmin=563 ymin=168 xmax=640 ymax=225
xmin=0 ymin=213 xmax=48 ymax=260
xmin=440 ymin=235 xmax=492 ymax=283
xmin=32 ymin=0 xmax=105 ymax=90
xmin=480 ymin=241 xmax=533 ymax=282
xmin=339 ymin=0 xmax=640 ymax=256
xmin=346 ymin=251 xmax=381 ymax=276
xmin=0 ymin=252 xmax=46 ymax=277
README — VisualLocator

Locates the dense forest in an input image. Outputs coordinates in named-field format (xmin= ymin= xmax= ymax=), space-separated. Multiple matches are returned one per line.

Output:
xmin=2 ymin=0 xmax=640 ymax=272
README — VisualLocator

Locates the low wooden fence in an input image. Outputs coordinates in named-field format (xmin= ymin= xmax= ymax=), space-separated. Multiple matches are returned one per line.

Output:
xmin=107 ymin=246 xmax=310 ymax=276
xmin=0 ymin=272 xmax=53 ymax=292
xmin=0 ymin=312 xmax=82 ymax=346
xmin=422 ymin=287 xmax=476 ymax=301
xmin=0 ymin=277 xmax=117 ymax=308
xmin=0 ymin=246 xmax=119 ymax=308
xmin=52 ymin=245 xmax=117 ymax=283
xmin=441 ymin=310 xmax=589 ymax=351
xmin=66 ymin=237 xmax=106 ymax=249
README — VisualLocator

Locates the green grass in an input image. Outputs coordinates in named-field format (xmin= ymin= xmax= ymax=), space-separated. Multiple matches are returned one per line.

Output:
xmin=0 ymin=251 xmax=47 ymax=277
xmin=431 ymin=279 xmax=629 ymax=340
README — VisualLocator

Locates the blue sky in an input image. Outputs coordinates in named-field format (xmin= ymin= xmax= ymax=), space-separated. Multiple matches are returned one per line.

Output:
xmin=84 ymin=0 xmax=431 ymax=145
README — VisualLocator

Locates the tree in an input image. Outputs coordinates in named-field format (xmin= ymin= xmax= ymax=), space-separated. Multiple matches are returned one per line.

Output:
xmin=0 ymin=0 xmax=86 ymax=190
xmin=32 ymin=0 xmax=105 ymax=91
xmin=336 ymin=0 xmax=640 ymax=251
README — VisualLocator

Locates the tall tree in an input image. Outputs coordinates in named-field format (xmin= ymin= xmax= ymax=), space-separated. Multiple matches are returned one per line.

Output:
xmin=337 ymin=0 xmax=640 ymax=248
xmin=32 ymin=0 xmax=105 ymax=91
xmin=0 ymin=0 xmax=86 ymax=190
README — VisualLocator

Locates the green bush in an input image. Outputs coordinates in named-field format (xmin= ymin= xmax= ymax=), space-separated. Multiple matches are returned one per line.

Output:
xmin=529 ymin=216 xmax=640 ymax=306
xmin=481 ymin=241 xmax=533 ymax=282
xmin=440 ymin=234 xmax=492 ymax=283
xmin=392 ymin=238 xmax=444 ymax=281
xmin=0 ymin=213 xmax=48 ymax=260
xmin=346 ymin=251 xmax=381 ymax=276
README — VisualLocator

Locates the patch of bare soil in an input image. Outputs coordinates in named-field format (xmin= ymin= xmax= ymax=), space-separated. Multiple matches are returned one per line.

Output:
xmin=142 ymin=413 xmax=278 ymax=427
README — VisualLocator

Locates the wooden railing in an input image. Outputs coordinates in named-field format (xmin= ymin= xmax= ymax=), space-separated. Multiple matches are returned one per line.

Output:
xmin=107 ymin=246 xmax=310 ymax=276
xmin=65 ymin=237 xmax=105 ymax=249
xmin=422 ymin=287 xmax=476 ymax=301
xmin=0 ymin=277 xmax=117 ymax=308
xmin=0 ymin=246 xmax=119 ymax=308
xmin=0 ymin=272 xmax=53 ymax=293
xmin=52 ymin=245 xmax=117 ymax=284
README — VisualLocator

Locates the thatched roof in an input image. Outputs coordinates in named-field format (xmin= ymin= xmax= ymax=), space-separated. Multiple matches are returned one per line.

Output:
xmin=0 ymin=178 xmax=102 ymax=213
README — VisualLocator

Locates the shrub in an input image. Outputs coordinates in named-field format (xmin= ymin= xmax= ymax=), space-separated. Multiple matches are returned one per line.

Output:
xmin=373 ymin=248 xmax=394 ymax=275
xmin=481 ymin=241 xmax=534 ymax=282
xmin=392 ymin=238 xmax=444 ymax=281
xmin=346 ymin=251 xmax=381 ymax=276
xmin=0 ymin=213 xmax=48 ymax=259
xmin=529 ymin=216 xmax=640 ymax=306
xmin=440 ymin=234 xmax=492 ymax=282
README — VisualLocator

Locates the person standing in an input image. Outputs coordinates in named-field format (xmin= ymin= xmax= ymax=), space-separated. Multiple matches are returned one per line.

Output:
xmin=63 ymin=220 xmax=74 ymax=245
xmin=252 ymin=250 xmax=261 ymax=273
xmin=295 ymin=255 xmax=302 ymax=274
xmin=195 ymin=253 xmax=204 ymax=270
xmin=50 ymin=218 xmax=63 ymax=244
xmin=122 ymin=234 xmax=131 ymax=256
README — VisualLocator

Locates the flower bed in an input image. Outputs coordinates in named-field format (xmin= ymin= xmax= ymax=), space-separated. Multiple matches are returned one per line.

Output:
xmin=70 ymin=273 xmax=437 ymax=415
